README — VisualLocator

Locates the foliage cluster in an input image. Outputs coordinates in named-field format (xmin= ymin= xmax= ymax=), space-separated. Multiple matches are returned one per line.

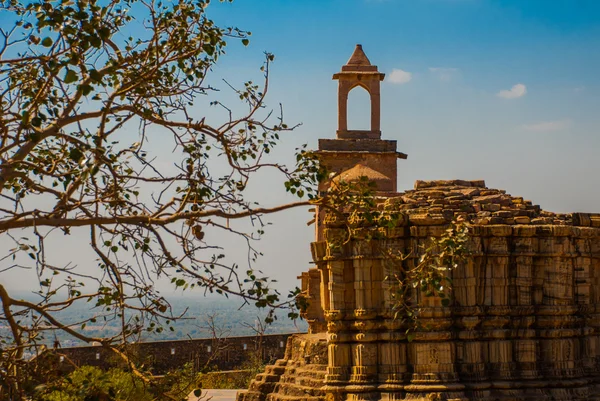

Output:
xmin=198 ymin=353 xmax=265 ymax=390
xmin=0 ymin=0 xmax=472 ymax=397
xmin=0 ymin=0 xmax=324 ymax=398
xmin=34 ymin=364 xmax=207 ymax=401
xmin=35 ymin=366 xmax=151 ymax=401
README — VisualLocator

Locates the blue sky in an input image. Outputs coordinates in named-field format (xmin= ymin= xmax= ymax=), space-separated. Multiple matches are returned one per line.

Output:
xmin=6 ymin=0 xmax=600 ymax=298
xmin=191 ymin=0 xmax=600 ymax=292
xmin=201 ymin=0 xmax=600 ymax=210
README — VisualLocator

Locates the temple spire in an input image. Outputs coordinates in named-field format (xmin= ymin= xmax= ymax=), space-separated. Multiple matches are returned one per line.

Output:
xmin=333 ymin=44 xmax=385 ymax=136
xmin=315 ymin=44 xmax=407 ymax=241
xmin=346 ymin=44 xmax=371 ymax=66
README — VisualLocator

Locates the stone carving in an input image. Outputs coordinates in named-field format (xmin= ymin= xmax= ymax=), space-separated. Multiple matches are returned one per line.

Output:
xmin=237 ymin=45 xmax=600 ymax=401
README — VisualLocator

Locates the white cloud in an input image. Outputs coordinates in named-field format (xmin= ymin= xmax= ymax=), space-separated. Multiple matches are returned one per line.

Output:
xmin=497 ymin=83 xmax=527 ymax=99
xmin=388 ymin=69 xmax=412 ymax=84
xmin=428 ymin=67 xmax=458 ymax=82
xmin=521 ymin=119 xmax=571 ymax=132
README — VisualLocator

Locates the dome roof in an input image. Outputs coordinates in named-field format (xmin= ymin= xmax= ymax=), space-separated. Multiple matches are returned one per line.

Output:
xmin=331 ymin=164 xmax=393 ymax=192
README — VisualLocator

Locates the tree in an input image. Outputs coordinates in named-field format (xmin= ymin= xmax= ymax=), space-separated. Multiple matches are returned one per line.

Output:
xmin=0 ymin=0 xmax=322 ymax=398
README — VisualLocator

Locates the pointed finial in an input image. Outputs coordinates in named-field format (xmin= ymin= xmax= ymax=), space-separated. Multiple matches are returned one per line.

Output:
xmin=346 ymin=44 xmax=372 ymax=66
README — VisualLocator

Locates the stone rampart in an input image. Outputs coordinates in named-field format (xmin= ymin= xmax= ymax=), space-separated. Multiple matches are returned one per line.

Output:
xmin=41 ymin=333 xmax=295 ymax=375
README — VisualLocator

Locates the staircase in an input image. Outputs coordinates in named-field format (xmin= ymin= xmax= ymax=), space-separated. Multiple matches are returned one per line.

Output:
xmin=237 ymin=334 xmax=328 ymax=401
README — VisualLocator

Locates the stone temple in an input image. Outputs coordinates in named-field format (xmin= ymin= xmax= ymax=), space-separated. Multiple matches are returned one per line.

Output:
xmin=237 ymin=45 xmax=600 ymax=401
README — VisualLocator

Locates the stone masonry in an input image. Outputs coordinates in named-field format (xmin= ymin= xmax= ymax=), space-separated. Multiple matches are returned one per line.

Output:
xmin=237 ymin=45 xmax=600 ymax=401
xmin=36 ymin=333 xmax=292 ymax=376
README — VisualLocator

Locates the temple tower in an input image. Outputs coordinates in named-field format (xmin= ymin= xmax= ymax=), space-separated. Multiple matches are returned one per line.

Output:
xmin=315 ymin=45 xmax=407 ymax=242
xmin=334 ymin=44 xmax=385 ymax=137
xmin=317 ymin=44 xmax=406 ymax=194
xmin=239 ymin=44 xmax=600 ymax=401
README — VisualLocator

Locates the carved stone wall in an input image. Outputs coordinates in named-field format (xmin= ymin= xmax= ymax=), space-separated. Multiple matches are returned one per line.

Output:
xmin=241 ymin=179 xmax=600 ymax=401
xmin=308 ymin=179 xmax=600 ymax=400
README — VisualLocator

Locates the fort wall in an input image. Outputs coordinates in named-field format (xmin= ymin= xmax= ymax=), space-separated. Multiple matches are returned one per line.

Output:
xmin=42 ymin=333 xmax=296 ymax=375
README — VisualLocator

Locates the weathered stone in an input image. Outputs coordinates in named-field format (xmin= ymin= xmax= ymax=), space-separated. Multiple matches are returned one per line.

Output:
xmin=481 ymin=203 xmax=501 ymax=212
xmin=402 ymin=196 xmax=419 ymax=204
xmin=493 ymin=211 xmax=514 ymax=218
xmin=245 ymin=45 xmax=600 ymax=401
xmin=472 ymin=194 xmax=505 ymax=204
xmin=409 ymin=213 xmax=449 ymax=226
xmin=514 ymin=216 xmax=531 ymax=224
xmin=457 ymin=188 xmax=481 ymax=197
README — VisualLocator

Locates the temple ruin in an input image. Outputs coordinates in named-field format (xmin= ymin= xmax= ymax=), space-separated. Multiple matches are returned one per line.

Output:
xmin=237 ymin=45 xmax=600 ymax=401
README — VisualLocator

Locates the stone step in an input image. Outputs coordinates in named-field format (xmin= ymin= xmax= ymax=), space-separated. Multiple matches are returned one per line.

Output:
xmin=267 ymin=393 xmax=323 ymax=401
xmin=265 ymin=366 xmax=287 ymax=375
xmin=283 ymin=365 xmax=325 ymax=374
xmin=294 ymin=376 xmax=325 ymax=388
xmin=268 ymin=382 xmax=325 ymax=398
xmin=278 ymin=374 xmax=323 ymax=388
xmin=248 ymin=380 xmax=277 ymax=394
xmin=292 ymin=367 xmax=327 ymax=378
xmin=279 ymin=366 xmax=327 ymax=384
xmin=253 ymin=373 xmax=281 ymax=383
xmin=236 ymin=390 xmax=265 ymax=401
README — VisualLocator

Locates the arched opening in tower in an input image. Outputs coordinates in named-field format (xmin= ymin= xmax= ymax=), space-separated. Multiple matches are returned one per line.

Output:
xmin=346 ymin=85 xmax=371 ymax=131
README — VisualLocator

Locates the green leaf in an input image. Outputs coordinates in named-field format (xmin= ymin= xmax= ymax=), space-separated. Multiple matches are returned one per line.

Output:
xmin=79 ymin=84 xmax=93 ymax=96
xmin=90 ymin=35 xmax=102 ymax=48
xmin=31 ymin=117 xmax=42 ymax=128
xmin=98 ymin=27 xmax=110 ymax=40
xmin=68 ymin=148 xmax=83 ymax=162
xmin=202 ymin=44 xmax=214 ymax=56
xmin=41 ymin=37 xmax=53 ymax=47
xmin=241 ymin=39 xmax=249 ymax=46
xmin=89 ymin=69 xmax=102 ymax=83
xmin=193 ymin=389 xmax=202 ymax=397
xmin=64 ymin=69 xmax=78 ymax=84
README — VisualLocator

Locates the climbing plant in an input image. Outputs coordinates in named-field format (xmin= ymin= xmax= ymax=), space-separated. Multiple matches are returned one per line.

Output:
xmin=385 ymin=218 xmax=470 ymax=339
xmin=322 ymin=177 xmax=470 ymax=339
